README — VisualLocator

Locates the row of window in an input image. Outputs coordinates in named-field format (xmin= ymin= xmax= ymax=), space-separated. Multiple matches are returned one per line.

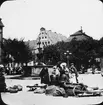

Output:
xmin=42 ymin=41 xmax=50 ymax=45
xmin=39 ymin=36 xmax=47 ymax=39
xmin=37 ymin=41 xmax=50 ymax=45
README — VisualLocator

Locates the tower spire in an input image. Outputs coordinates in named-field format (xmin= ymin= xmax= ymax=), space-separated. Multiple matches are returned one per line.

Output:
xmin=80 ymin=26 xmax=83 ymax=32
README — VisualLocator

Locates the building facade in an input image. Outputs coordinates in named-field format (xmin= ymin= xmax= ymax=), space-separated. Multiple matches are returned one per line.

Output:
xmin=35 ymin=27 xmax=67 ymax=53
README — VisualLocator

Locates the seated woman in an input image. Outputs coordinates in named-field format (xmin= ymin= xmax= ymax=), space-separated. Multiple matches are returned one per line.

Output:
xmin=50 ymin=66 xmax=60 ymax=86
xmin=39 ymin=67 xmax=50 ymax=85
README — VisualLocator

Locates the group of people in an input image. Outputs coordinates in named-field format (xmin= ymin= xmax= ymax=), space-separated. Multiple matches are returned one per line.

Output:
xmin=39 ymin=62 xmax=79 ymax=88
xmin=39 ymin=62 xmax=79 ymax=97
xmin=39 ymin=63 xmax=102 ymax=97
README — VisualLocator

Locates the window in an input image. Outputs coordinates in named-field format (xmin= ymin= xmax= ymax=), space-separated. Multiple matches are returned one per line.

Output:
xmin=42 ymin=42 xmax=44 ymax=45
xmin=45 ymin=42 xmax=47 ymax=45
xmin=42 ymin=37 xmax=44 ymax=39
xmin=48 ymin=41 xmax=50 ymax=44
xmin=45 ymin=36 xmax=47 ymax=38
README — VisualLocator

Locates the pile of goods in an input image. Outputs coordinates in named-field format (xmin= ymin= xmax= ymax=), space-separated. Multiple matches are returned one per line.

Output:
xmin=26 ymin=83 xmax=103 ymax=97
xmin=6 ymin=85 xmax=23 ymax=93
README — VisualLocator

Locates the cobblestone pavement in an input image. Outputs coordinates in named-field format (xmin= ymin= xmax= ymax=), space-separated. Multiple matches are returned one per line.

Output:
xmin=1 ymin=74 xmax=103 ymax=105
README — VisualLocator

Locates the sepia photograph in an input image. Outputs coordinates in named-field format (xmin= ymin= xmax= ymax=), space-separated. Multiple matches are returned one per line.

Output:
xmin=0 ymin=0 xmax=103 ymax=105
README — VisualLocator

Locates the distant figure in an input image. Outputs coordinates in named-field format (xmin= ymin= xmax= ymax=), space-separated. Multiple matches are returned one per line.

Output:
xmin=80 ymin=64 xmax=85 ymax=74
xmin=92 ymin=64 xmax=96 ymax=74
xmin=39 ymin=67 xmax=50 ymax=84
xmin=69 ymin=63 xmax=78 ymax=83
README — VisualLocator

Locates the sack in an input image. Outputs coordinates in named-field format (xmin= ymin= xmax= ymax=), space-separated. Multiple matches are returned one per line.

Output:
xmin=7 ymin=84 xmax=23 ymax=93
xmin=7 ymin=87 xmax=18 ymax=93
xmin=34 ymin=88 xmax=45 ymax=94
xmin=45 ymin=85 xmax=66 ymax=96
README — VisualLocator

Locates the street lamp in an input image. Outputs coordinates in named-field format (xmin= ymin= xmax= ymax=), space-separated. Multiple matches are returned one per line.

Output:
xmin=37 ymin=37 xmax=43 ymax=64
xmin=64 ymin=50 xmax=72 ymax=68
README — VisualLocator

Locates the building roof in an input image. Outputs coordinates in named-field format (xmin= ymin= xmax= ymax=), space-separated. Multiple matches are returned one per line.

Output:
xmin=70 ymin=29 xmax=90 ymax=38
xmin=66 ymin=29 xmax=92 ymax=42
xmin=71 ymin=30 xmax=83 ymax=36
xmin=47 ymin=30 xmax=67 ymax=44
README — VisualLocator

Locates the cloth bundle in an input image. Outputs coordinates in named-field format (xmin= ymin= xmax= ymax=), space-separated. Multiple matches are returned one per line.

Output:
xmin=7 ymin=85 xmax=23 ymax=93
xmin=45 ymin=85 xmax=66 ymax=96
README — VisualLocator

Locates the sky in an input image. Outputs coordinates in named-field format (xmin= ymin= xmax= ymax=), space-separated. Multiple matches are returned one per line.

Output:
xmin=0 ymin=0 xmax=103 ymax=41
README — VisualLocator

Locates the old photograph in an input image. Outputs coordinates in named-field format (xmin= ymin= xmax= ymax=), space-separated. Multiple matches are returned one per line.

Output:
xmin=0 ymin=0 xmax=103 ymax=105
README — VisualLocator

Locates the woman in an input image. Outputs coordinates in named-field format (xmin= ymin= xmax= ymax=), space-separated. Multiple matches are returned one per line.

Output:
xmin=39 ymin=67 xmax=50 ymax=84
xmin=50 ymin=66 xmax=60 ymax=85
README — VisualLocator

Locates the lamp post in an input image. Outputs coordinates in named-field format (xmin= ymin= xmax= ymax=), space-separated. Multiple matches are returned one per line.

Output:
xmin=37 ymin=37 xmax=43 ymax=64
xmin=64 ymin=50 xmax=72 ymax=68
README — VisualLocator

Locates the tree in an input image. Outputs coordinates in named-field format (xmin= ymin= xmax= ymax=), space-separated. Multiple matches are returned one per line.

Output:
xmin=43 ymin=44 xmax=61 ymax=65
xmin=2 ymin=38 xmax=33 ymax=66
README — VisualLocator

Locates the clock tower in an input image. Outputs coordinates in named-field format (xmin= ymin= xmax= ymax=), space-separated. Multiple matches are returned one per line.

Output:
xmin=0 ymin=18 xmax=4 ymax=64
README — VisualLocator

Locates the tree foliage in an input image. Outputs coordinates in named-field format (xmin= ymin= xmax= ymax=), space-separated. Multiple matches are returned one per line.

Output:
xmin=2 ymin=38 xmax=33 ymax=65
xmin=43 ymin=38 xmax=100 ymax=69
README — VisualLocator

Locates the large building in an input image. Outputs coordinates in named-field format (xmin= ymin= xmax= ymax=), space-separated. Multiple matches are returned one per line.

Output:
xmin=66 ymin=27 xmax=92 ymax=42
xmin=35 ymin=27 xmax=67 ymax=53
